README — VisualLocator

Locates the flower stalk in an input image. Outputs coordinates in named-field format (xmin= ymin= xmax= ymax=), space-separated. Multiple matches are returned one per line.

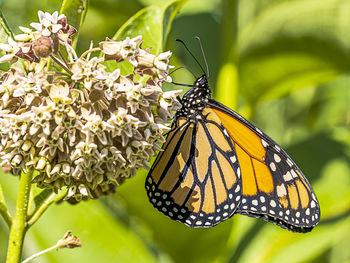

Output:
xmin=21 ymin=231 xmax=82 ymax=263
xmin=6 ymin=170 xmax=33 ymax=263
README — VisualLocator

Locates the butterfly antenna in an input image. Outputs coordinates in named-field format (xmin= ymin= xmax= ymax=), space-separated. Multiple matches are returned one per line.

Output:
xmin=169 ymin=66 xmax=197 ymax=79
xmin=195 ymin=36 xmax=209 ymax=78
xmin=176 ymin=38 xmax=207 ymax=77
xmin=171 ymin=81 xmax=194 ymax=87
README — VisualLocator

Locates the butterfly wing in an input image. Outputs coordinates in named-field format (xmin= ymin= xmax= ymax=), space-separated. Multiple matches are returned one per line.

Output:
xmin=208 ymin=99 xmax=320 ymax=232
xmin=145 ymin=110 xmax=242 ymax=228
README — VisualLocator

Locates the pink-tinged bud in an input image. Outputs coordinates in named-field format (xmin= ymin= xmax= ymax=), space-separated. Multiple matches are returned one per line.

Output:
xmin=32 ymin=36 xmax=53 ymax=57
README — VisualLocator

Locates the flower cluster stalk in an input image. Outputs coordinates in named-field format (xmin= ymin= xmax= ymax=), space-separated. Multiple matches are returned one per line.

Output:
xmin=6 ymin=170 xmax=33 ymax=263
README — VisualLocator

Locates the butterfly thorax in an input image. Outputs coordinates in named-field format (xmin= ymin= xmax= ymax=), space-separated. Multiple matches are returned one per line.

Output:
xmin=176 ymin=75 xmax=211 ymax=120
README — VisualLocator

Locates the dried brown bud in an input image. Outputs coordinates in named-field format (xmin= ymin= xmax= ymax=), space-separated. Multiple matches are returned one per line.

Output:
xmin=32 ymin=36 xmax=53 ymax=57
xmin=57 ymin=231 xmax=82 ymax=249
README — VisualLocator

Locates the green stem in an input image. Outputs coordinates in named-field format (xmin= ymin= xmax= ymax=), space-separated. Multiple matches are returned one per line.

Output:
xmin=27 ymin=188 xmax=67 ymax=228
xmin=27 ymin=192 xmax=56 ymax=228
xmin=0 ymin=185 xmax=13 ymax=228
xmin=0 ymin=202 xmax=12 ymax=228
xmin=49 ymin=55 xmax=72 ymax=74
xmin=6 ymin=170 xmax=33 ymax=263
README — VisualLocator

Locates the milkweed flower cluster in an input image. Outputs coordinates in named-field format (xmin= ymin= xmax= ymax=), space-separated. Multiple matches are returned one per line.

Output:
xmin=0 ymin=11 xmax=181 ymax=201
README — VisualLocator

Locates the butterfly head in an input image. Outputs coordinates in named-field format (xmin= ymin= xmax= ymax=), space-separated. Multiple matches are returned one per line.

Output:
xmin=176 ymin=75 xmax=211 ymax=120
xmin=195 ymin=74 xmax=209 ymax=88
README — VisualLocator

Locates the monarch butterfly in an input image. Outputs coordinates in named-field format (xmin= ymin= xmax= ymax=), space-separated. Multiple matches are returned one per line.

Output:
xmin=145 ymin=38 xmax=320 ymax=232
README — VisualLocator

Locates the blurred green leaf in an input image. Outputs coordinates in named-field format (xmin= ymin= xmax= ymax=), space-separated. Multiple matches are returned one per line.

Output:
xmin=0 ymin=9 xmax=12 ymax=42
xmin=25 ymin=201 xmax=158 ymax=263
xmin=286 ymin=133 xmax=349 ymax=182
xmin=215 ymin=62 xmax=239 ymax=110
xmin=227 ymin=219 xmax=264 ymax=263
xmin=0 ymin=9 xmax=13 ymax=70
xmin=139 ymin=0 xmax=219 ymax=15
xmin=113 ymin=170 xmax=233 ymax=263
xmin=104 ymin=0 xmax=186 ymax=73
xmin=235 ymin=217 xmax=350 ymax=263
xmin=329 ymin=231 xmax=350 ymax=263
xmin=113 ymin=0 xmax=186 ymax=52
xmin=0 ymin=172 xmax=157 ymax=263
xmin=238 ymin=0 xmax=350 ymax=105
xmin=315 ymin=159 xmax=350 ymax=218
xmin=60 ymin=0 xmax=88 ymax=47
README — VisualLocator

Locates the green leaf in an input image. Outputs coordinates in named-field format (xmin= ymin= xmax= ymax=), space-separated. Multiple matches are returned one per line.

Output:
xmin=238 ymin=0 xmax=350 ymax=105
xmin=234 ymin=217 xmax=350 ymax=263
xmin=139 ymin=0 xmax=217 ymax=16
xmin=104 ymin=0 xmax=186 ymax=73
xmin=60 ymin=0 xmax=88 ymax=48
xmin=0 ymin=9 xmax=12 ymax=43
xmin=0 ymin=9 xmax=13 ymax=70
xmin=113 ymin=0 xmax=186 ymax=53
xmin=214 ymin=62 xmax=239 ymax=110
xmin=112 ymin=171 xmax=233 ymax=263
xmin=0 ymin=171 xmax=156 ymax=262
xmin=25 ymin=200 xmax=157 ymax=262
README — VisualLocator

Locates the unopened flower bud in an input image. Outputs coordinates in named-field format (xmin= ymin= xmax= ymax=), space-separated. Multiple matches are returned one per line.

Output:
xmin=79 ymin=184 xmax=89 ymax=196
xmin=62 ymin=163 xmax=71 ymax=174
xmin=57 ymin=231 xmax=82 ymax=249
xmin=15 ymin=34 xmax=32 ymax=42
xmin=32 ymin=36 xmax=53 ymax=57
xmin=11 ymin=154 xmax=23 ymax=166
xmin=21 ymin=140 xmax=33 ymax=152
xmin=36 ymin=157 xmax=47 ymax=170
xmin=137 ymin=49 xmax=155 ymax=68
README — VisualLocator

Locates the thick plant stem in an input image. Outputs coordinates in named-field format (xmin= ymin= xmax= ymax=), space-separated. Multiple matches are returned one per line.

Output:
xmin=6 ymin=170 xmax=33 ymax=263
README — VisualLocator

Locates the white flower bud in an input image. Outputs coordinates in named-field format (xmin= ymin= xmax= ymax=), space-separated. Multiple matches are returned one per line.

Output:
xmin=50 ymin=164 xmax=61 ymax=175
xmin=11 ymin=154 xmax=23 ymax=166
xmin=67 ymin=186 xmax=77 ymax=198
xmin=36 ymin=157 xmax=47 ymax=170
xmin=62 ymin=163 xmax=71 ymax=174
xmin=21 ymin=140 xmax=32 ymax=152
xmin=79 ymin=184 xmax=89 ymax=196
xmin=14 ymin=34 xmax=32 ymax=42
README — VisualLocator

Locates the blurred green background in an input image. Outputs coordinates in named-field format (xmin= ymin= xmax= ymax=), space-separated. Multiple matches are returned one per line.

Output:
xmin=0 ymin=0 xmax=350 ymax=262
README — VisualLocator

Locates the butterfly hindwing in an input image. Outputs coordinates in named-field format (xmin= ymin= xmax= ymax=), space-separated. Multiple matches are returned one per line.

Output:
xmin=146 ymin=108 xmax=242 ymax=228
xmin=208 ymin=99 xmax=320 ymax=232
